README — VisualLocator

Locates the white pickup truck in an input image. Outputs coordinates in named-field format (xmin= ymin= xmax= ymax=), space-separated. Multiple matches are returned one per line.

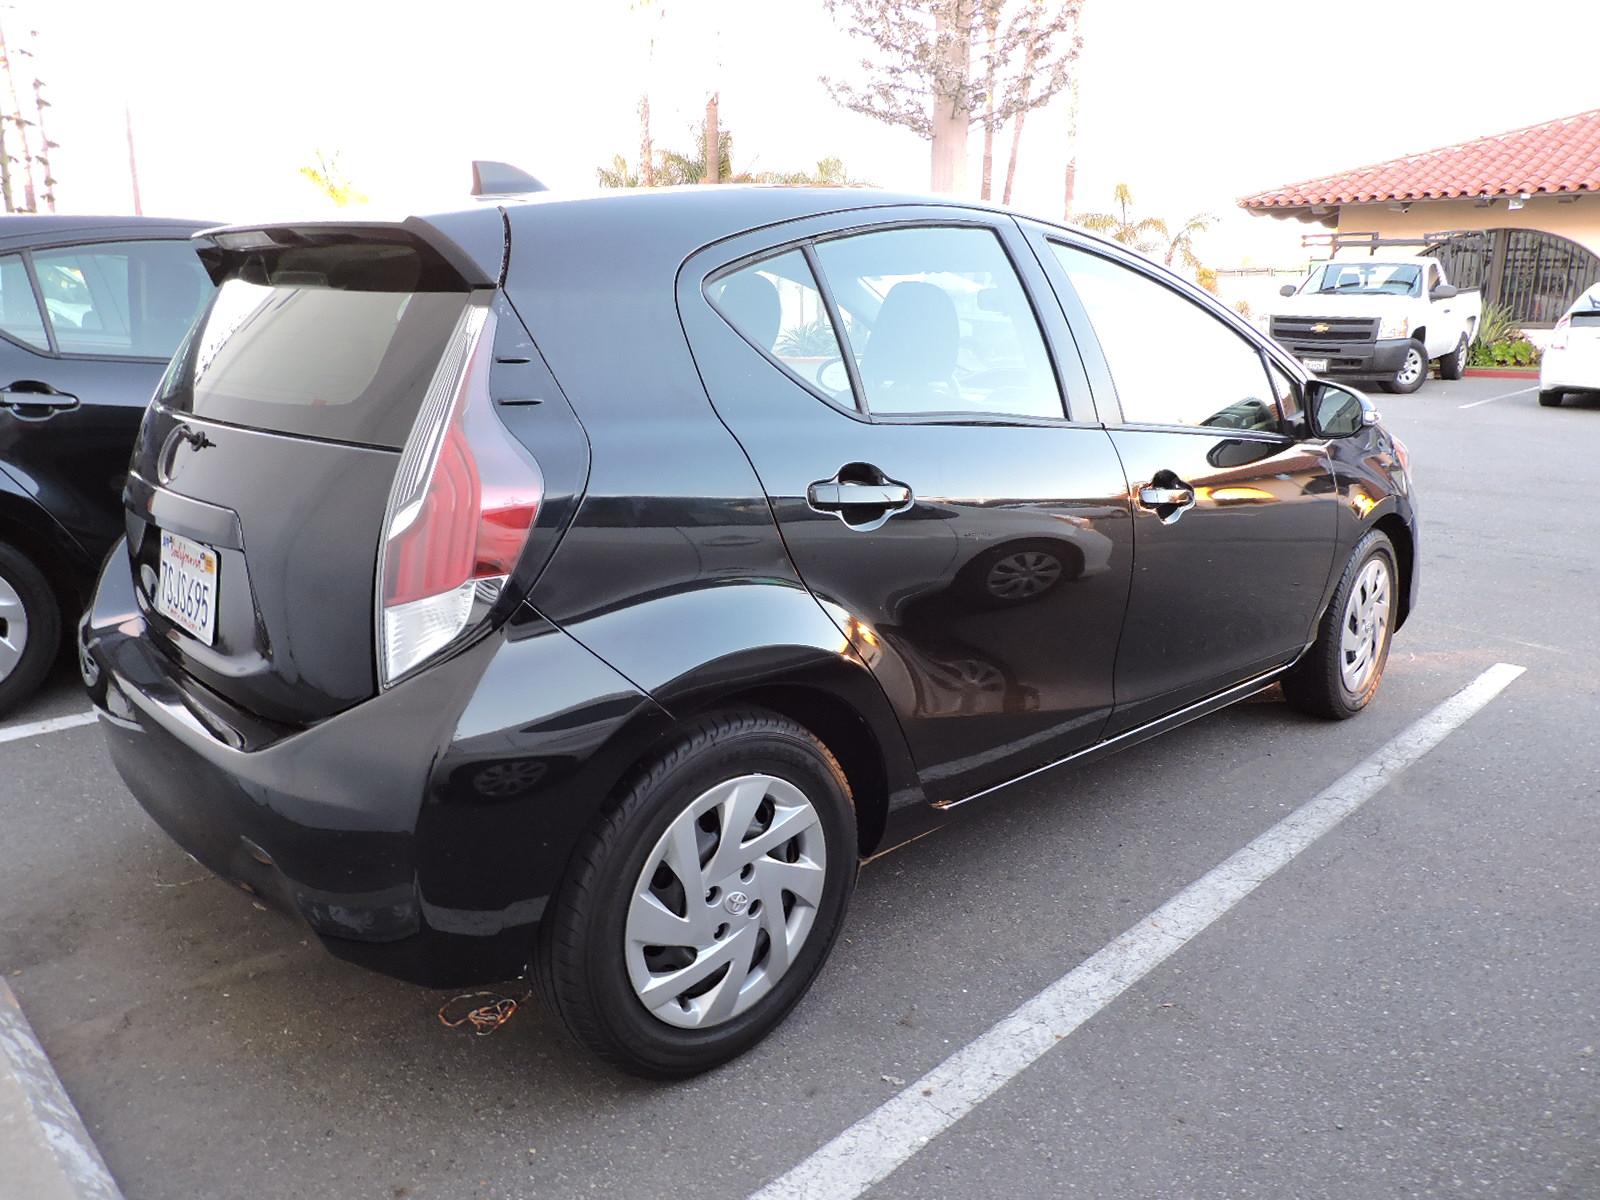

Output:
xmin=1267 ymin=255 xmax=1482 ymax=394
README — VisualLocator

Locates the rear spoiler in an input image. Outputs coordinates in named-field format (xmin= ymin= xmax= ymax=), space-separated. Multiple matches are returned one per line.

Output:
xmin=192 ymin=213 xmax=505 ymax=290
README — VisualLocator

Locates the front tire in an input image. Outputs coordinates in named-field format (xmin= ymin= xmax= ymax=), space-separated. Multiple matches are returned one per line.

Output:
xmin=0 ymin=541 xmax=60 ymax=717
xmin=1539 ymin=389 xmax=1564 ymax=407
xmin=536 ymin=709 xmax=856 ymax=1078
xmin=1439 ymin=334 xmax=1469 ymax=381
xmin=1283 ymin=530 xmax=1397 ymax=720
xmin=1381 ymin=340 xmax=1428 ymax=394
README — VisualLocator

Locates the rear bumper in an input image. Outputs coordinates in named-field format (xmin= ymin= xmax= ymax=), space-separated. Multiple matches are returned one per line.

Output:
xmin=1277 ymin=337 xmax=1413 ymax=379
xmin=81 ymin=543 xmax=663 ymax=989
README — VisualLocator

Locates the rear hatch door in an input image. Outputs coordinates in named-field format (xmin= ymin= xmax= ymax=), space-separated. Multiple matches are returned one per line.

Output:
xmin=124 ymin=218 xmax=582 ymax=724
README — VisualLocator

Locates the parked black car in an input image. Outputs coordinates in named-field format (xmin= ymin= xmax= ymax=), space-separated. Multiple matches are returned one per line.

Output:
xmin=0 ymin=214 xmax=214 ymax=712
xmin=81 ymin=190 xmax=1418 ymax=1077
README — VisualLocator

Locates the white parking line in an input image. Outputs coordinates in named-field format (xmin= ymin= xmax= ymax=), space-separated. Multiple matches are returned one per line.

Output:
xmin=1459 ymin=385 xmax=1534 ymax=409
xmin=749 ymin=662 xmax=1526 ymax=1200
xmin=0 ymin=712 xmax=98 ymax=747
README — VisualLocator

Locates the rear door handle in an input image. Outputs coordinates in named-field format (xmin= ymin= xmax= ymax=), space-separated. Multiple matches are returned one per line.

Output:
xmin=808 ymin=481 xmax=913 ymax=508
xmin=0 ymin=385 xmax=79 ymax=419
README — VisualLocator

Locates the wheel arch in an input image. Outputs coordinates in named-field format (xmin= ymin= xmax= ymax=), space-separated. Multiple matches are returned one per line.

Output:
xmin=1372 ymin=511 xmax=1414 ymax=629
xmin=0 ymin=488 xmax=93 ymax=629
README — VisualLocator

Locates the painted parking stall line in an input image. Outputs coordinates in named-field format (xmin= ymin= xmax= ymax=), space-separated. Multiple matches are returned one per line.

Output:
xmin=0 ymin=711 xmax=98 ymax=747
xmin=750 ymin=663 xmax=1527 ymax=1200
xmin=1459 ymin=385 xmax=1535 ymax=409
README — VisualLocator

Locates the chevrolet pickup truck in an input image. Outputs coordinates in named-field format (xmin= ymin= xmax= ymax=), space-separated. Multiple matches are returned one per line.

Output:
xmin=1267 ymin=255 xmax=1482 ymax=394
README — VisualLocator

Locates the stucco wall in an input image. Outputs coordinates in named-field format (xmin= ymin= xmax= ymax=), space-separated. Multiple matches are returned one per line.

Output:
xmin=1334 ymin=195 xmax=1600 ymax=254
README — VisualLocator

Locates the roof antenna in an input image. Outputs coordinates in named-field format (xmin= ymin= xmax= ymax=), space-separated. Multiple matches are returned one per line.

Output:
xmin=471 ymin=161 xmax=547 ymax=197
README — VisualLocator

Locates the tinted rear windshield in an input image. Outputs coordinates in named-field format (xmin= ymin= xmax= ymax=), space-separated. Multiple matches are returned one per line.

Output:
xmin=1571 ymin=311 xmax=1600 ymax=327
xmin=160 ymin=273 xmax=469 ymax=449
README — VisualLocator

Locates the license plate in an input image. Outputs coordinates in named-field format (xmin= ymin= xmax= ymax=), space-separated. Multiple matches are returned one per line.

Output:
xmin=157 ymin=531 xmax=220 ymax=645
xmin=1302 ymin=357 xmax=1329 ymax=373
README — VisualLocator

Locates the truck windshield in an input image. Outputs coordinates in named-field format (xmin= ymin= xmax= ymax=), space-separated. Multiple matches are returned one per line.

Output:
xmin=1304 ymin=263 xmax=1421 ymax=297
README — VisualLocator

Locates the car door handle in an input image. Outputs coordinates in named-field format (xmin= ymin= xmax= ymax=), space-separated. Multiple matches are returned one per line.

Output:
xmin=0 ymin=385 xmax=79 ymax=419
xmin=808 ymin=481 xmax=913 ymax=508
xmin=1137 ymin=485 xmax=1194 ymax=508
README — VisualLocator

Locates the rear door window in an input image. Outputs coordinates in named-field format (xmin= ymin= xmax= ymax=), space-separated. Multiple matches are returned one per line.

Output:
xmin=32 ymin=240 xmax=213 ymax=359
xmin=162 ymin=276 xmax=471 ymax=449
xmin=811 ymin=226 xmax=1064 ymax=420
xmin=0 ymin=253 xmax=48 ymax=350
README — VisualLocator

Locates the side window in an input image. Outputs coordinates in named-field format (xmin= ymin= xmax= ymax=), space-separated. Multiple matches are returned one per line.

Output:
xmin=0 ymin=253 xmax=48 ymax=350
xmin=812 ymin=225 xmax=1064 ymax=419
xmin=32 ymin=240 xmax=213 ymax=359
xmin=1051 ymin=242 xmax=1280 ymax=432
xmin=706 ymin=249 xmax=854 ymax=407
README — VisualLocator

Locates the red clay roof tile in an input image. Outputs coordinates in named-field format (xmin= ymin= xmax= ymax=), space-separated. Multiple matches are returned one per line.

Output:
xmin=1239 ymin=109 xmax=1600 ymax=209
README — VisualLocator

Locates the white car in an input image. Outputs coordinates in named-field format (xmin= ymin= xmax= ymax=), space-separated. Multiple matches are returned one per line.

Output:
xmin=1540 ymin=285 xmax=1600 ymax=407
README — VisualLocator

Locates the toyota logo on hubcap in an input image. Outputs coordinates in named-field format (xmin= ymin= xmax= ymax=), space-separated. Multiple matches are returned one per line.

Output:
xmin=723 ymin=890 xmax=750 ymax=915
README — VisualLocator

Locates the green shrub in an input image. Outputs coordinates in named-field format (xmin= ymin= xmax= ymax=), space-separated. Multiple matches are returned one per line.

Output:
xmin=774 ymin=318 xmax=840 ymax=358
xmin=1473 ymin=301 xmax=1520 ymax=349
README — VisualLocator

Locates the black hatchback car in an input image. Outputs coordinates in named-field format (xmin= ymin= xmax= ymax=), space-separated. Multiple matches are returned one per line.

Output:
xmin=0 ymin=214 xmax=214 ymax=712
xmin=81 ymin=189 xmax=1418 ymax=1077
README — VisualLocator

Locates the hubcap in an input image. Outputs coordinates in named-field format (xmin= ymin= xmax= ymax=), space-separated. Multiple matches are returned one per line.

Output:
xmin=0 ymin=571 xmax=28 ymax=683
xmin=985 ymin=550 xmax=1063 ymax=600
xmin=625 ymin=774 xmax=827 ymax=1029
xmin=1397 ymin=347 xmax=1424 ymax=387
xmin=1339 ymin=558 xmax=1392 ymax=694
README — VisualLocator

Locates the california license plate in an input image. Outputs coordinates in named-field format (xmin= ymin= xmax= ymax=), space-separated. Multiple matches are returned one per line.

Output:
xmin=1303 ymin=357 xmax=1329 ymax=373
xmin=157 ymin=531 xmax=219 ymax=645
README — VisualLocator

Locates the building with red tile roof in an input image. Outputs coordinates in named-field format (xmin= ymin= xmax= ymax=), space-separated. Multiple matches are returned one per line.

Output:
xmin=1240 ymin=110 xmax=1600 ymax=326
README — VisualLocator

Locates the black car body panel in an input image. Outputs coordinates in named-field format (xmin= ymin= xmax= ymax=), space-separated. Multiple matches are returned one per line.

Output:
xmin=83 ymin=189 xmax=1419 ymax=991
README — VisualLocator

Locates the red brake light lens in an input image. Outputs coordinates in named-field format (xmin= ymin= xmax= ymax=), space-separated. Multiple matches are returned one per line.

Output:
xmin=377 ymin=302 xmax=543 ymax=686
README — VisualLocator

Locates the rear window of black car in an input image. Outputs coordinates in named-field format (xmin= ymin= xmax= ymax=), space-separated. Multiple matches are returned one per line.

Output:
xmin=159 ymin=276 xmax=469 ymax=449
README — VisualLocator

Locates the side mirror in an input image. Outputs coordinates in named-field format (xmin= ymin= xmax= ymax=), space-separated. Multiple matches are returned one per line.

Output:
xmin=1430 ymin=284 xmax=1459 ymax=300
xmin=1307 ymin=381 xmax=1378 ymax=439
xmin=1279 ymin=284 xmax=1298 ymax=297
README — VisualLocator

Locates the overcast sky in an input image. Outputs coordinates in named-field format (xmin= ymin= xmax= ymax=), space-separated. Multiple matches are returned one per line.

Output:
xmin=13 ymin=0 xmax=1600 ymax=266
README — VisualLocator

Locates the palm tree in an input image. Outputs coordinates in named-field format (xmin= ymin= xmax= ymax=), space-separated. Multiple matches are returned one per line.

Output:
xmin=1078 ymin=183 xmax=1214 ymax=275
xmin=595 ymin=154 xmax=640 ymax=189
xmin=598 ymin=134 xmax=868 ymax=190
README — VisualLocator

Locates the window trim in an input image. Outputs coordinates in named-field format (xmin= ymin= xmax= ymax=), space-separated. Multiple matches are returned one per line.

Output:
xmin=695 ymin=212 xmax=1093 ymax=429
xmin=20 ymin=237 xmax=212 ymax=364
xmin=1042 ymin=234 xmax=1299 ymax=439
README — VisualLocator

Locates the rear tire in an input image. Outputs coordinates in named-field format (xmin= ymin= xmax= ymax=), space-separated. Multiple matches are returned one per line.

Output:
xmin=1439 ymin=334 xmax=1468 ymax=381
xmin=1283 ymin=530 xmax=1397 ymax=720
xmin=0 ymin=541 xmax=60 ymax=718
xmin=1381 ymin=340 xmax=1428 ymax=394
xmin=1539 ymin=389 xmax=1564 ymax=407
xmin=535 ymin=708 xmax=856 ymax=1078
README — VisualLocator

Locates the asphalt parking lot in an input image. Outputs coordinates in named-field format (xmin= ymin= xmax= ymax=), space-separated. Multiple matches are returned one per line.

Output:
xmin=2 ymin=374 xmax=1596 ymax=1200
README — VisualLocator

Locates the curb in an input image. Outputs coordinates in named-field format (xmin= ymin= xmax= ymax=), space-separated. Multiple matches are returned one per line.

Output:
xmin=0 ymin=981 xmax=123 ymax=1200
xmin=1464 ymin=367 xmax=1540 ymax=379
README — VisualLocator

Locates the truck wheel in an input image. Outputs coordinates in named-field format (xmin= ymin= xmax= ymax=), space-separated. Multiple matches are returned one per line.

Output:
xmin=1439 ymin=334 xmax=1469 ymax=381
xmin=0 ymin=541 xmax=61 ymax=717
xmin=1539 ymin=390 xmax=1564 ymax=407
xmin=1381 ymin=340 xmax=1428 ymax=394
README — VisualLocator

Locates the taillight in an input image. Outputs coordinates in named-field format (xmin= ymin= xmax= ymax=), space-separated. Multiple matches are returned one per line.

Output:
xmin=377 ymin=300 xmax=543 ymax=687
xmin=1550 ymin=316 xmax=1570 ymax=351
